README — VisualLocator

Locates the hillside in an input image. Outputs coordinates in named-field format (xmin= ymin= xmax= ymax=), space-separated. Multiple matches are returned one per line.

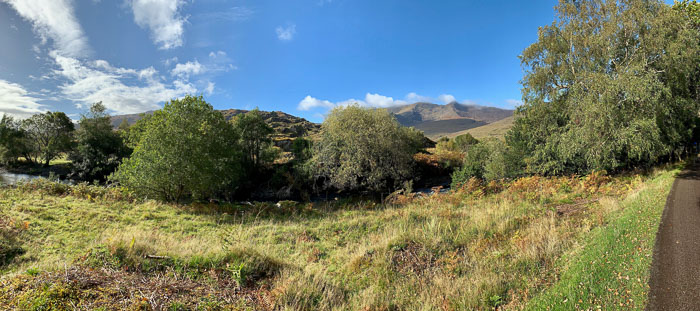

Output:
xmin=387 ymin=102 xmax=513 ymax=138
xmin=448 ymin=115 xmax=515 ymax=140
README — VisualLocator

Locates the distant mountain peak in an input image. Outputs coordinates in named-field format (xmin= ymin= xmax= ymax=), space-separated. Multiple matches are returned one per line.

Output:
xmin=387 ymin=102 xmax=513 ymax=139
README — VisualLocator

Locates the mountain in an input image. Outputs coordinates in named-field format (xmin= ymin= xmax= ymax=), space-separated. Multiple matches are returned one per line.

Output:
xmin=110 ymin=109 xmax=321 ymax=151
xmin=386 ymin=102 xmax=513 ymax=139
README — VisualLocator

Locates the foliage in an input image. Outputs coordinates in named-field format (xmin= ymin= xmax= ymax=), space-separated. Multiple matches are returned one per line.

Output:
xmin=111 ymin=95 xmax=242 ymax=202
xmin=69 ymin=103 xmax=131 ymax=182
xmin=510 ymin=0 xmax=700 ymax=175
xmin=312 ymin=105 xmax=424 ymax=192
xmin=21 ymin=111 xmax=75 ymax=166
xmin=451 ymin=139 xmax=523 ymax=187
xmin=230 ymin=108 xmax=277 ymax=170
xmin=0 ymin=115 xmax=28 ymax=165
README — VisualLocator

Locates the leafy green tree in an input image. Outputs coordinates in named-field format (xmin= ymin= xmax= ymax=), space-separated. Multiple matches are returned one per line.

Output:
xmin=451 ymin=139 xmax=523 ymax=187
xmin=312 ymin=105 xmax=424 ymax=192
xmin=0 ymin=115 xmax=28 ymax=165
xmin=21 ymin=111 xmax=75 ymax=166
xmin=69 ymin=103 xmax=131 ymax=182
xmin=453 ymin=133 xmax=479 ymax=150
xmin=231 ymin=109 xmax=277 ymax=170
xmin=509 ymin=0 xmax=700 ymax=174
xmin=111 ymin=95 xmax=242 ymax=202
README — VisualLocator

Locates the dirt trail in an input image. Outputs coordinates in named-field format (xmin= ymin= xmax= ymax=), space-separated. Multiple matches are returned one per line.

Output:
xmin=647 ymin=160 xmax=700 ymax=310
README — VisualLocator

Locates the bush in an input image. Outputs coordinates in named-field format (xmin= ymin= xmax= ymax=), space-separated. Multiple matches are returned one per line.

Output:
xmin=111 ymin=95 xmax=243 ymax=202
xmin=312 ymin=105 xmax=425 ymax=192
xmin=451 ymin=139 xmax=523 ymax=187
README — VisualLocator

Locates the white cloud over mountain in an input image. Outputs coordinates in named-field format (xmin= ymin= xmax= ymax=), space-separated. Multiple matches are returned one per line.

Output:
xmin=298 ymin=93 xmax=464 ymax=111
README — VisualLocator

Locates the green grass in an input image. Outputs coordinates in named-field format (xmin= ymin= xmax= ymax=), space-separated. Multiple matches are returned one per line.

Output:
xmin=526 ymin=167 xmax=674 ymax=310
xmin=0 ymin=165 xmax=678 ymax=310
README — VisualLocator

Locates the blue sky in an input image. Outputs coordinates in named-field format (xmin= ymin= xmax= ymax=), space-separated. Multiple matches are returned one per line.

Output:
xmin=0 ymin=0 xmax=672 ymax=122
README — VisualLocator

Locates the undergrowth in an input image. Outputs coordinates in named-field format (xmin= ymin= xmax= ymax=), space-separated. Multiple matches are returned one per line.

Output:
xmin=0 ymin=163 xmax=680 ymax=310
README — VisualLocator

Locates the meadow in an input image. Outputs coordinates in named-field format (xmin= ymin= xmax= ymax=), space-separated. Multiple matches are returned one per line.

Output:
xmin=0 ymin=163 xmax=678 ymax=310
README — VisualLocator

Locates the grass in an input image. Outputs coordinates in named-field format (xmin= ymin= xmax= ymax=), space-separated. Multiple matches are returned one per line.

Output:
xmin=526 ymin=167 xmax=674 ymax=310
xmin=0 ymin=165 xmax=679 ymax=310
xmin=447 ymin=116 xmax=514 ymax=140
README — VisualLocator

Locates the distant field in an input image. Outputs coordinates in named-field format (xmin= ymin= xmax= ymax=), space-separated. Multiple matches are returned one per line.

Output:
xmin=415 ymin=118 xmax=488 ymax=139
xmin=0 ymin=165 xmax=677 ymax=310
xmin=448 ymin=115 xmax=514 ymax=140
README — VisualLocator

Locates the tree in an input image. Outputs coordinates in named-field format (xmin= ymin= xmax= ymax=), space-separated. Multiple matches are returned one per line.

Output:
xmin=451 ymin=139 xmax=523 ymax=187
xmin=312 ymin=105 xmax=424 ymax=192
xmin=230 ymin=109 xmax=277 ymax=171
xmin=69 ymin=103 xmax=131 ymax=182
xmin=0 ymin=115 xmax=28 ymax=165
xmin=509 ymin=0 xmax=700 ymax=175
xmin=21 ymin=111 xmax=75 ymax=166
xmin=111 ymin=95 xmax=242 ymax=202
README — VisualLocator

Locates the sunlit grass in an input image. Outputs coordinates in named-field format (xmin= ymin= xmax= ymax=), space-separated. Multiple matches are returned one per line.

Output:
xmin=0 ymin=165 xmax=678 ymax=310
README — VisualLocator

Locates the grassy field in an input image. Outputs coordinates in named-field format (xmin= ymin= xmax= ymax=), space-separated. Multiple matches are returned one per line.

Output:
xmin=0 ymin=165 xmax=678 ymax=310
xmin=447 ymin=116 xmax=514 ymax=140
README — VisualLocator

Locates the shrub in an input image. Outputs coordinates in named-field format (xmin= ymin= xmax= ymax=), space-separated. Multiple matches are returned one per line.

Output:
xmin=111 ymin=95 xmax=243 ymax=202
xmin=312 ymin=105 xmax=424 ymax=192
xmin=451 ymin=139 xmax=523 ymax=187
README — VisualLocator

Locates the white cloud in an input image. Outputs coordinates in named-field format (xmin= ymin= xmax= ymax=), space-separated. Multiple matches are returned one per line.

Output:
xmin=209 ymin=50 xmax=226 ymax=59
xmin=2 ymin=0 xmax=90 ymax=57
xmin=129 ymin=0 xmax=187 ymax=50
xmin=0 ymin=79 xmax=46 ymax=118
xmin=171 ymin=60 xmax=204 ymax=78
xmin=276 ymin=24 xmax=296 ymax=41
xmin=163 ymin=56 xmax=179 ymax=67
xmin=505 ymin=99 xmax=522 ymax=107
xmin=298 ymin=95 xmax=334 ymax=111
xmin=51 ymin=52 xmax=197 ymax=114
xmin=405 ymin=92 xmax=431 ymax=103
xmin=437 ymin=94 xmax=457 ymax=104
xmin=198 ymin=6 xmax=252 ymax=22
xmin=297 ymin=92 xmax=479 ymax=112
xmin=204 ymin=81 xmax=214 ymax=95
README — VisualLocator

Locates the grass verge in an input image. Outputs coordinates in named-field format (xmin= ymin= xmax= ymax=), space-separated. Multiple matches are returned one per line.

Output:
xmin=526 ymin=167 xmax=676 ymax=310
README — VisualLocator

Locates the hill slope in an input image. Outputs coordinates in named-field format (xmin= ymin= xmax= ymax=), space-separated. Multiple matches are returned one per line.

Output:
xmin=448 ymin=116 xmax=515 ymax=140
xmin=387 ymin=102 xmax=513 ymax=138
xmin=111 ymin=109 xmax=321 ymax=151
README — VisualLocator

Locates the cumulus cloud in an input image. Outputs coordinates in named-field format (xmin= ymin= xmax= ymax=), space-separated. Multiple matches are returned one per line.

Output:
xmin=204 ymin=81 xmax=215 ymax=95
xmin=2 ymin=0 xmax=90 ymax=57
xmin=51 ymin=52 xmax=197 ymax=114
xmin=276 ymin=24 xmax=296 ymax=41
xmin=129 ymin=0 xmax=187 ymax=50
xmin=298 ymin=92 xmax=476 ymax=112
xmin=0 ymin=79 xmax=46 ymax=118
xmin=298 ymin=95 xmax=335 ymax=111
xmin=171 ymin=60 xmax=204 ymax=78
xmin=437 ymin=94 xmax=457 ymax=104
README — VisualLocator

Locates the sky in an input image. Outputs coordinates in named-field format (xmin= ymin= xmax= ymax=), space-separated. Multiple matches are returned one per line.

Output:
xmin=0 ymin=0 xmax=668 ymax=122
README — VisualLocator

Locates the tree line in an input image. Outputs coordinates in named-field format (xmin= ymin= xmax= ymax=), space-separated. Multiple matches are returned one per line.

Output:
xmin=1 ymin=0 xmax=698 ymax=202
xmin=452 ymin=0 xmax=700 ymax=186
